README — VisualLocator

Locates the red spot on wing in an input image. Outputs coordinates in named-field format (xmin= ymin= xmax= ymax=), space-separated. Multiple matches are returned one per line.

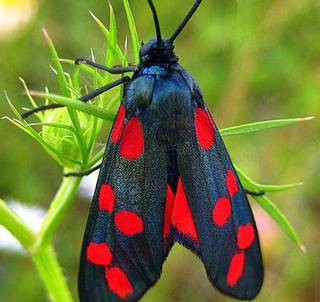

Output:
xmin=115 ymin=211 xmax=144 ymax=236
xmin=111 ymin=106 xmax=126 ymax=143
xmin=195 ymin=107 xmax=215 ymax=150
xmin=119 ymin=117 xmax=144 ymax=160
xmin=237 ymin=223 xmax=255 ymax=250
xmin=212 ymin=197 xmax=231 ymax=226
xmin=226 ymin=251 xmax=245 ymax=287
xmin=105 ymin=267 xmax=133 ymax=299
xmin=171 ymin=178 xmax=199 ymax=243
xmin=99 ymin=184 xmax=115 ymax=213
xmin=226 ymin=169 xmax=239 ymax=198
xmin=163 ymin=184 xmax=175 ymax=240
xmin=86 ymin=242 xmax=112 ymax=266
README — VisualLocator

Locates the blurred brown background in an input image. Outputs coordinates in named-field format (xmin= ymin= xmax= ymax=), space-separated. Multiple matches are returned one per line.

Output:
xmin=0 ymin=0 xmax=319 ymax=301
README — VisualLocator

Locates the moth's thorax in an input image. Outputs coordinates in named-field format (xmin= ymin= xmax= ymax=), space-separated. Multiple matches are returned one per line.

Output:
xmin=125 ymin=63 xmax=202 ymax=146
xmin=126 ymin=64 xmax=195 ymax=111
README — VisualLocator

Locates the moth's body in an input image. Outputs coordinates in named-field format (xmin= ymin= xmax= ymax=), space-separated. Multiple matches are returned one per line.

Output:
xmin=78 ymin=3 xmax=263 ymax=302
xmin=126 ymin=61 xmax=198 ymax=193
xmin=79 ymin=39 xmax=263 ymax=302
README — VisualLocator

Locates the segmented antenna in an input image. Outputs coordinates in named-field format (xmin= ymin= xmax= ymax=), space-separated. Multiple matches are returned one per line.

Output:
xmin=147 ymin=0 xmax=162 ymax=45
xmin=170 ymin=0 xmax=202 ymax=42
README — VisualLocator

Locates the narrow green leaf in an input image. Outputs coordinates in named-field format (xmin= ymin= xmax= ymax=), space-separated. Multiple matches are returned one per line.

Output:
xmin=124 ymin=36 xmax=128 ymax=58
xmin=105 ymin=2 xmax=117 ymax=70
xmin=5 ymin=117 xmax=81 ymax=166
xmin=235 ymin=165 xmax=303 ymax=192
xmin=86 ymin=51 xmax=104 ymax=156
xmin=87 ymin=115 xmax=100 ymax=160
xmin=4 ymin=91 xmax=25 ymax=121
xmin=90 ymin=11 xmax=127 ymax=65
xmin=71 ymin=66 xmax=81 ymax=92
xmin=30 ymin=91 xmax=115 ymax=121
xmin=253 ymin=195 xmax=305 ymax=252
xmin=220 ymin=117 xmax=315 ymax=137
xmin=123 ymin=0 xmax=140 ymax=63
xmin=44 ymin=87 xmax=50 ymax=106
xmin=19 ymin=78 xmax=38 ymax=108
xmin=250 ymin=182 xmax=303 ymax=192
xmin=43 ymin=28 xmax=85 ymax=154
xmin=66 ymin=83 xmax=81 ymax=99
xmin=28 ymin=122 xmax=77 ymax=133
xmin=4 ymin=94 xmax=81 ymax=165
xmin=42 ymin=28 xmax=70 ymax=98
xmin=88 ymin=146 xmax=105 ymax=167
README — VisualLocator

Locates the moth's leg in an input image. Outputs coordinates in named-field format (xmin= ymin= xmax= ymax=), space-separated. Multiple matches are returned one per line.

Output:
xmin=245 ymin=190 xmax=265 ymax=196
xmin=21 ymin=76 xmax=130 ymax=119
xmin=75 ymin=57 xmax=137 ymax=74
xmin=113 ymin=63 xmax=138 ymax=67
xmin=64 ymin=164 xmax=102 ymax=177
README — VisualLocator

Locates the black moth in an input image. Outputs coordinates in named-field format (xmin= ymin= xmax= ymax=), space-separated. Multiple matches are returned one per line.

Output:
xmin=22 ymin=0 xmax=263 ymax=301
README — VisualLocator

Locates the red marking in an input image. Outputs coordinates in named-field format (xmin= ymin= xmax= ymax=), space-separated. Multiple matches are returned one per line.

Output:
xmin=86 ymin=242 xmax=112 ymax=266
xmin=212 ymin=197 xmax=231 ymax=226
xmin=115 ymin=211 xmax=144 ymax=236
xmin=226 ymin=170 xmax=239 ymax=198
xmin=171 ymin=178 xmax=199 ymax=243
xmin=237 ymin=223 xmax=255 ymax=250
xmin=105 ymin=267 xmax=133 ymax=299
xmin=195 ymin=107 xmax=215 ymax=150
xmin=119 ymin=117 xmax=144 ymax=160
xmin=163 ymin=185 xmax=175 ymax=240
xmin=111 ymin=106 xmax=126 ymax=143
xmin=99 ymin=184 xmax=115 ymax=213
xmin=226 ymin=251 xmax=245 ymax=287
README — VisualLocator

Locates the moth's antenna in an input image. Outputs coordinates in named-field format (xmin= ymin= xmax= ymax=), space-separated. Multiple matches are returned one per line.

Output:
xmin=147 ymin=0 xmax=162 ymax=45
xmin=170 ymin=0 xmax=202 ymax=42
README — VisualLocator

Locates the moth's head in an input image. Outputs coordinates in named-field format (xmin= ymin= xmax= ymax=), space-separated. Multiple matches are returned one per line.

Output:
xmin=141 ymin=0 xmax=201 ymax=66
xmin=139 ymin=39 xmax=178 ymax=66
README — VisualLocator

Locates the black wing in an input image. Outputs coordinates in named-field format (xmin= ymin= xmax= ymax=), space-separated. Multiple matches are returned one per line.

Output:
xmin=79 ymin=105 xmax=168 ymax=302
xmin=173 ymin=102 xmax=263 ymax=299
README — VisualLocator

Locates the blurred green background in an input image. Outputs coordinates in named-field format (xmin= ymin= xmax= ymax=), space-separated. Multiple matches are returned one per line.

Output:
xmin=0 ymin=0 xmax=319 ymax=301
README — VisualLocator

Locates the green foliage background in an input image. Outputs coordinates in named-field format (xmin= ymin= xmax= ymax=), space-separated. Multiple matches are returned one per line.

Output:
xmin=0 ymin=0 xmax=319 ymax=301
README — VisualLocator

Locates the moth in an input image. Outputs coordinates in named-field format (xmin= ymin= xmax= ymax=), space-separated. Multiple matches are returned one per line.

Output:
xmin=22 ymin=1 xmax=264 ymax=301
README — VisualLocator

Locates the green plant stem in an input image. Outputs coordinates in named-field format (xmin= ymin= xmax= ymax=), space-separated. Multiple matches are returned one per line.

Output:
xmin=32 ymin=245 xmax=73 ymax=302
xmin=0 ymin=198 xmax=35 ymax=250
xmin=36 ymin=176 xmax=81 ymax=248
xmin=0 ymin=198 xmax=74 ymax=301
